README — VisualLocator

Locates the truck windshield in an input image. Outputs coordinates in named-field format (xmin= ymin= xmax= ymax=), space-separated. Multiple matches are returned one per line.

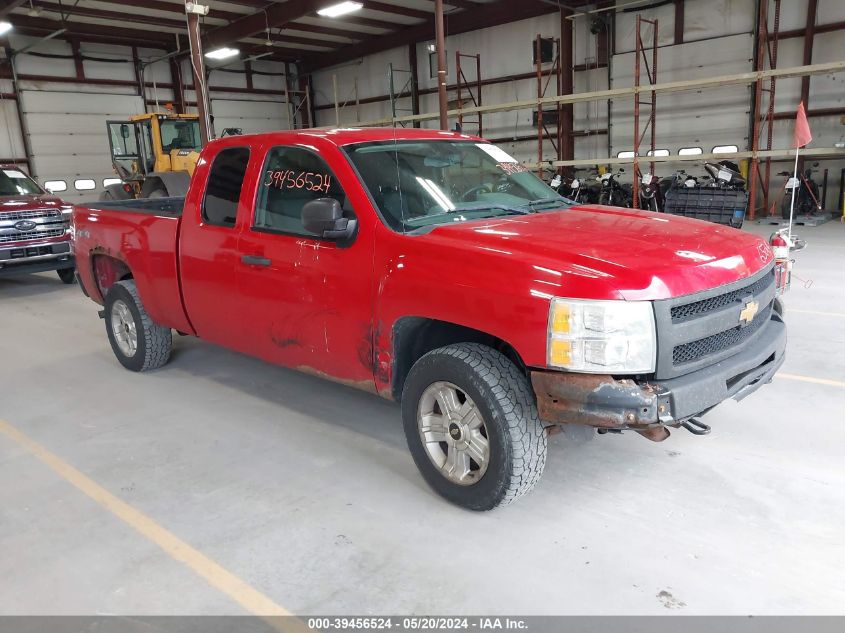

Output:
xmin=344 ymin=140 xmax=572 ymax=232
xmin=0 ymin=168 xmax=43 ymax=196
xmin=160 ymin=120 xmax=202 ymax=152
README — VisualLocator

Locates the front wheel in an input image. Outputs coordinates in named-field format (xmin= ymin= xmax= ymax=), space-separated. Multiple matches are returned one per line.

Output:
xmin=402 ymin=343 xmax=547 ymax=510
xmin=56 ymin=267 xmax=76 ymax=284
xmin=104 ymin=279 xmax=172 ymax=372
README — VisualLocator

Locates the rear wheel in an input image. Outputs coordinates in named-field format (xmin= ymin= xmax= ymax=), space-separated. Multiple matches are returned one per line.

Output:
xmin=402 ymin=343 xmax=547 ymax=510
xmin=104 ymin=280 xmax=172 ymax=372
xmin=781 ymin=194 xmax=793 ymax=219
xmin=56 ymin=267 xmax=76 ymax=284
xmin=147 ymin=188 xmax=168 ymax=199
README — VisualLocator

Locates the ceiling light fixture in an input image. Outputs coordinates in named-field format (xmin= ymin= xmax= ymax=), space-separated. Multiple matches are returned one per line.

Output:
xmin=205 ymin=47 xmax=240 ymax=60
xmin=317 ymin=1 xmax=363 ymax=18
xmin=0 ymin=21 xmax=13 ymax=36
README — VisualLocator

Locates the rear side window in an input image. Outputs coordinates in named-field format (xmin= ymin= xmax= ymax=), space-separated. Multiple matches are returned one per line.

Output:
xmin=203 ymin=147 xmax=250 ymax=227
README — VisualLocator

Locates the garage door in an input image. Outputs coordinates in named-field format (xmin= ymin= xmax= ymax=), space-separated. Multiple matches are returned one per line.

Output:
xmin=610 ymin=33 xmax=753 ymax=159
xmin=19 ymin=89 xmax=145 ymax=202
xmin=210 ymin=98 xmax=289 ymax=136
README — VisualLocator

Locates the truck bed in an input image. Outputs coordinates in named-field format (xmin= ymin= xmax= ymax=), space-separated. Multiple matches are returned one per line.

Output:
xmin=73 ymin=198 xmax=193 ymax=334
xmin=83 ymin=196 xmax=184 ymax=217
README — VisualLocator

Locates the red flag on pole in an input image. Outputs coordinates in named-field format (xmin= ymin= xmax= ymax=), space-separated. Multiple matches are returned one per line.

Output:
xmin=793 ymin=101 xmax=812 ymax=148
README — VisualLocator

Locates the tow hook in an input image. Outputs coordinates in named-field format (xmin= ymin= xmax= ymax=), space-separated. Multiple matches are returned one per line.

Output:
xmin=681 ymin=418 xmax=711 ymax=435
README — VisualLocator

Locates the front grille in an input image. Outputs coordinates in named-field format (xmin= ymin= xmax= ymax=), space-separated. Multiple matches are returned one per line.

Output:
xmin=671 ymin=270 xmax=775 ymax=322
xmin=0 ymin=227 xmax=65 ymax=244
xmin=0 ymin=208 xmax=61 ymax=221
xmin=673 ymin=302 xmax=773 ymax=365
xmin=653 ymin=263 xmax=777 ymax=379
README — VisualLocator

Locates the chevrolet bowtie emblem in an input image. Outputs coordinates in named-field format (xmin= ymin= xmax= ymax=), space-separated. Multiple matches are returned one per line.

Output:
xmin=739 ymin=299 xmax=759 ymax=326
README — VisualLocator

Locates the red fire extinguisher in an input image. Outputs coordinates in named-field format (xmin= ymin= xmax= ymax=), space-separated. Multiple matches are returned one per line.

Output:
xmin=770 ymin=231 xmax=791 ymax=295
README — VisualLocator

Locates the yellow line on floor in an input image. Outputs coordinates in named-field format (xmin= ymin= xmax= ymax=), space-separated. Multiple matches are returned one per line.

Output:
xmin=790 ymin=309 xmax=845 ymax=318
xmin=778 ymin=373 xmax=845 ymax=388
xmin=0 ymin=418 xmax=293 ymax=619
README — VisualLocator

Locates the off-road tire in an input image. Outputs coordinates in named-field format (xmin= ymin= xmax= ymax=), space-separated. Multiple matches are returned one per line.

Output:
xmin=104 ymin=280 xmax=172 ymax=372
xmin=56 ymin=267 xmax=76 ymax=284
xmin=402 ymin=343 xmax=547 ymax=511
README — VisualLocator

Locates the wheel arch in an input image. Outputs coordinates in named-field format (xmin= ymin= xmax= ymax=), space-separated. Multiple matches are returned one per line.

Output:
xmin=391 ymin=316 xmax=527 ymax=401
xmin=91 ymin=253 xmax=133 ymax=301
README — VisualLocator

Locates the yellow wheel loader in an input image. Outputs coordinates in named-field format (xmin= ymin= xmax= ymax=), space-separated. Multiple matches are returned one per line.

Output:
xmin=101 ymin=113 xmax=202 ymax=201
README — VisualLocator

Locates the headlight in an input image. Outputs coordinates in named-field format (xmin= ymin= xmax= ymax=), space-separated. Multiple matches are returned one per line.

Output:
xmin=547 ymin=298 xmax=656 ymax=373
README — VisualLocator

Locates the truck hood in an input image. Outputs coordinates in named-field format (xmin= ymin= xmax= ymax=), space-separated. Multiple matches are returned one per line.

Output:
xmin=422 ymin=204 xmax=773 ymax=300
xmin=0 ymin=193 xmax=69 ymax=212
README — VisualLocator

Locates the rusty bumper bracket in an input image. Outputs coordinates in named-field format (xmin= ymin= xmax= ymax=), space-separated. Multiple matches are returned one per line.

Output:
xmin=530 ymin=371 xmax=674 ymax=441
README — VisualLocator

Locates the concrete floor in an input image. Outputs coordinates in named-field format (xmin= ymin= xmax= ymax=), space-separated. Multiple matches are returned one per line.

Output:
xmin=1 ymin=221 xmax=843 ymax=616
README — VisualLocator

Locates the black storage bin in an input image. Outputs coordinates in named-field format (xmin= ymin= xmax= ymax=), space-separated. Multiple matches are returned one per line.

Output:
xmin=663 ymin=187 xmax=748 ymax=228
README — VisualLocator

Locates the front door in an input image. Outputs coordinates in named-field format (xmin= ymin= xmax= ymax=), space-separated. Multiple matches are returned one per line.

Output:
xmin=235 ymin=144 xmax=377 ymax=389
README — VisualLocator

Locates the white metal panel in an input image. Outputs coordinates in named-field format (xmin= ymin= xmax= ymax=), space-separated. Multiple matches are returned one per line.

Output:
xmin=313 ymin=47 xmax=407 ymax=107
xmin=210 ymin=98 xmax=289 ymax=134
xmin=0 ymin=98 xmax=24 ymax=161
xmin=818 ymin=0 xmax=845 ymax=22
xmin=80 ymin=42 xmax=136 ymax=82
xmin=683 ymin=0 xmax=756 ymax=41
xmin=615 ymin=3 xmax=676 ymax=54
xmin=808 ymin=31 xmax=845 ymax=110
xmin=20 ymin=90 xmax=145 ymax=201
xmin=11 ymin=39 xmax=76 ymax=78
xmin=610 ymin=33 xmax=754 ymax=158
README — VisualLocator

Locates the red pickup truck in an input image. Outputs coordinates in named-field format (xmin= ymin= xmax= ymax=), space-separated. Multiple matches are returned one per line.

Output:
xmin=73 ymin=129 xmax=786 ymax=510
xmin=1 ymin=166 xmax=75 ymax=283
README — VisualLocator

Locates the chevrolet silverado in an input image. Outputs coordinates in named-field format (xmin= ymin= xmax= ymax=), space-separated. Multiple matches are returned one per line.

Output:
xmin=72 ymin=129 xmax=786 ymax=510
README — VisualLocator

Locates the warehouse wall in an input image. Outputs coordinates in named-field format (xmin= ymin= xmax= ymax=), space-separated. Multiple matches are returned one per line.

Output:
xmin=310 ymin=0 xmax=845 ymax=213
xmin=1 ymin=36 xmax=291 ymax=202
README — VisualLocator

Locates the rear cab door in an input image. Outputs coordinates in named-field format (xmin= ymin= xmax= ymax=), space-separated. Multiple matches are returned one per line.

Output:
xmin=179 ymin=141 xmax=258 ymax=349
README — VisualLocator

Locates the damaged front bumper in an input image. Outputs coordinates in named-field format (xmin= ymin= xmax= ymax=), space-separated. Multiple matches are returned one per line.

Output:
xmin=531 ymin=311 xmax=787 ymax=440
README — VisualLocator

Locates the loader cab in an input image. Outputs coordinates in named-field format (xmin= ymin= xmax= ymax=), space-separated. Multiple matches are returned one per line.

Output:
xmin=105 ymin=114 xmax=201 ymax=199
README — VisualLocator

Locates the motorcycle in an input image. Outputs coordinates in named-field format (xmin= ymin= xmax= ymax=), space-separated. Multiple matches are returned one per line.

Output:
xmin=703 ymin=160 xmax=746 ymax=190
xmin=550 ymin=169 xmax=596 ymax=203
xmin=780 ymin=162 xmax=822 ymax=219
xmin=672 ymin=170 xmax=700 ymax=189
xmin=637 ymin=169 xmax=665 ymax=212
xmin=597 ymin=168 xmax=631 ymax=207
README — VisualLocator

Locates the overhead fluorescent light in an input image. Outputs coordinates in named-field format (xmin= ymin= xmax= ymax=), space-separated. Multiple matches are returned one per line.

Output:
xmin=0 ymin=21 xmax=13 ymax=36
xmin=205 ymin=47 xmax=239 ymax=60
xmin=317 ymin=2 xmax=363 ymax=18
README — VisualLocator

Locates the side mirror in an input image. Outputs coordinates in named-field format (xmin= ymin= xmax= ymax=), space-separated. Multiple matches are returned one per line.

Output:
xmin=302 ymin=198 xmax=357 ymax=244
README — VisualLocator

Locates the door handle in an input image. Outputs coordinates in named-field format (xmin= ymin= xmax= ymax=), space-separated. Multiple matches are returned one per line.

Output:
xmin=241 ymin=255 xmax=271 ymax=267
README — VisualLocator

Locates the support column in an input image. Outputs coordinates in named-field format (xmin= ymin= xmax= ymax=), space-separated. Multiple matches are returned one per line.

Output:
xmin=748 ymin=0 xmax=769 ymax=221
xmin=408 ymin=42 xmax=421 ymax=128
xmin=798 ymin=0 xmax=817 ymax=173
xmin=169 ymin=57 xmax=186 ymax=114
xmin=185 ymin=9 xmax=211 ymax=144
xmin=4 ymin=46 xmax=35 ymax=177
xmin=560 ymin=10 xmax=574 ymax=163
xmin=434 ymin=0 xmax=448 ymax=130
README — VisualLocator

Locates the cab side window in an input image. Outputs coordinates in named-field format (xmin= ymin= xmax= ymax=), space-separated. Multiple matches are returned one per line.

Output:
xmin=203 ymin=147 xmax=250 ymax=227
xmin=254 ymin=146 xmax=349 ymax=237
